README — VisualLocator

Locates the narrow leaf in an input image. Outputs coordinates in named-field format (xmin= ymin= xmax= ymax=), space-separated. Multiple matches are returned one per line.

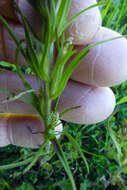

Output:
xmin=50 ymin=35 xmax=126 ymax=100
xmin=15 ymin=4 xmax=41 ymax=78
xmin=2 ymin=89 xmax=35 ymax=104
xmin=59 ymin=106 xmax=80 ymax=119
xmin=23 ymin=141 xmax=48 ymax=174
xmin=40 ymin=7 xmax=52 ymax=81
xmin=52 ymin=138 xmax=77 ymax=190
xmin=0 ymin=16 xmax=26 ymax=58
xmin=102 ymin=0 xmax=112 ymax=19
xmin=63 ymin=131 xmax=89 ymax=173
xmin=50 ymin=48 xmax=89 ymax=99
xmin=106 ymin=119 xmax=122 ymax=165
xmin=15 ymin=40 xmax=44 ymax=120
xmin=57 ymin=0 xmax=72 ymax=35
xmin=117 ymin=96 xmax=127 ymax=105
xmin=50 ymin=47 xmax=76 ymax=95
xmin=0 ymin=157 xmax=33 ymax=171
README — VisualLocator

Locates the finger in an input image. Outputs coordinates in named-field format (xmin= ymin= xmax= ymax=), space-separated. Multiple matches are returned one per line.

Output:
xmin=0 ymin=0 xmax=101 ymax=64
xmin=0 ymin=22 xmax=26 ymax=65
xmin=65 ymin=0 xmax=102 ymax=45
xmin=0 ymin=71 xmax=116 ymax=124
xmin=70 ymin=27 xmax=127 ymax=87
xmin=0 ymin=0 xmax=18 ymax=21
xmin=0 ymin=0 xmax=101 ymax=45
xmin=2 ymin=24 xmax=127 ymax=88
xmin=15 ymin=0 xmax=41 ymax=33
xmin=0 ymin=0 xmax=41 ymax=30
xmin=58 ymin=81 xmax=115 ymax=124
xmin=0 ymin=70 xmax=38 ymax=113
xmin=0 ymin=113 xmax=63 ymax=148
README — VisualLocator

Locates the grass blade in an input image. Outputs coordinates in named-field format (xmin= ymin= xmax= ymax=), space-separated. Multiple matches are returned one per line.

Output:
xmin=106 ymin=119 xmax=122 ymax=165
xmin=0 ymin=16 xmax=26 ymax=58
xmin=23 ymin=140 xmax=48 ymax=174
xmin=50 ymin=47 xmax=76 ymax=96
xmin=40 ymin=7 xmax=51 ymax=81
xmin=117 ymin=96 xmax=127 ymax=105
xmin=2 ymin=89 xmax=35 ymax=104
xmin=50 ymin=48 xmax=89 ymax=100
xmin=63 ymin=131 xmax=89 ymax=173
xmin=59 ymin=106 xmax=80 ymax=119
xmin=52 ymin=138 xmax=77 ymax=190
xmin=15 ymin=40 xmax=44 ymax=120
xmin=15 ymin=4 xmax=42 ymax=78
xmin=57 ymin=0 xmax=72 ymax=35
xmin=102 ymin=0 xmax=112 ymax=19
xmin=0 ymin=156 xmax=33 ymax=171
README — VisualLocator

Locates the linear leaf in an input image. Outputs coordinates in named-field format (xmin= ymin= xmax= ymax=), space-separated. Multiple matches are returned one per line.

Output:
xmin=63 ymin=131 xmax=89 ymax=173
xmin=0 ymin=156 xmax=33 ymax=171
xmin=102 ymin=0 xmax=112 ymax=19
xmin=106 ymin=6 xmax=119 ymax=27
xmin=106 ymin=119 xmax=122 ymax=165
xmin=15 ymin=4 xmax=42 ymax=78
xmin=52 ymin=138 xmax=77 ymax=190
xmin=51 ymin=34 xmax=127 ymax=100
xmin=50 ymin=47 xmax=76 ymax=95
xmin=50 ymin=48 xmax=89 ymax=100
xmin=59 ymin=106 xmax=80 ymax=119
xmin=40 ymin=7 xmax=52 ymax=81
xmin=23 ymin=140 xmax=48 ymax=174
xmin=0 ymin=16 xmax=26 ymax=58
xmin=117 ymin=96 xmax=127 ymax=105
xmin=57 ymin=0 xmax=72 ymax=35
xmin=2 ymin=89 xmax=35 ymax=104
xmin=15 ymin=41 xmax=44 ymax=120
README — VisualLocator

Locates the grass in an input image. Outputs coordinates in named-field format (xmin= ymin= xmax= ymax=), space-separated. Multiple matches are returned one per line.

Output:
xmin=0 ymin=0 xmax=127 ymax=189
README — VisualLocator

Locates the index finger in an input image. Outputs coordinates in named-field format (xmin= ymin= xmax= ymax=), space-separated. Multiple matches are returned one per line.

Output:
xmin=0 ymin=0 xmax=41 ymax=31
xmin=0 ymin=0 xmax=102 ymax=45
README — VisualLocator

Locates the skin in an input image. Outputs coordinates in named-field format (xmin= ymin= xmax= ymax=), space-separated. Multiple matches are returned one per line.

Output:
xmin=65 ymin=0 xmax=102 ymax=45
xmin=0 ymin=0 xmax=125 ymax=148
xmin=71 ymin=27 xmax=127 ymax=87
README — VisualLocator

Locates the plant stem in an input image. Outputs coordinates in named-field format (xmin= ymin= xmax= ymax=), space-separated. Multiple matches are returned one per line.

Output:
xmin=45 ymin=83 xmax=51 ymax=123
xmin=23 ymin=140 xmax=48 ymax=174
xmin=52 ymin=138 xmax=77 ymax=190
xmin=44 ymin=82 xmax=52 ymax=137
xmin=0 ymin=156 xmax=33 ymax=170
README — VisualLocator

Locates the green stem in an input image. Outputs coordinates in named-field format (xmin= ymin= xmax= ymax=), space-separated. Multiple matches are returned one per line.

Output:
xmin=44 ymin=83 xmax=52 ymax=136
xmin=0 ymin=156 xmax=33 ymax=171
xmin=52 ymin=138 xmax=77 ymax=190
xmin=45 ymin=83 xmax=51 ymax=122
xmin=23 ymin=140 xmax=48 ymax=174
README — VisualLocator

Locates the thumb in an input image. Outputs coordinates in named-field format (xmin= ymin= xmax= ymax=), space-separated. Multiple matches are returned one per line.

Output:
xmin=0 ymin=113 xmax=63 ymax=148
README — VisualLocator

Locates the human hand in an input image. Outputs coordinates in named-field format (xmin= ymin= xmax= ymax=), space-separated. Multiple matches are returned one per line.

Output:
xmin=0 ymin=0 xmax=127 ymax=148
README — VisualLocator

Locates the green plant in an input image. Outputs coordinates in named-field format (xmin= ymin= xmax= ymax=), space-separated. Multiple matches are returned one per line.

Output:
xmin=0 ymin=0 xmax=127 ymax=189
xmin=0 ymin=1 xmax=107 ymax=189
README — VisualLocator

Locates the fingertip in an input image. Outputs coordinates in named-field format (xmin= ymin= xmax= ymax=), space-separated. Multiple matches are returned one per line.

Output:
xmin=66 ymin=0 xmax=102 ymax=45
xmin=58 ymin=80 xmax=115 ymax=124
xmin=71 ymin=27 xmax=127 ymax=87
